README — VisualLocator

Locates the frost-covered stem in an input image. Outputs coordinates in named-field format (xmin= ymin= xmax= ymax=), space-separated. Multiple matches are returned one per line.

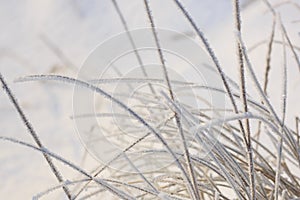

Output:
xmin=172 ymin=0 xmax=249 ymax=163
xmin=262 ymin=0 xmax=300 ymax=72
xmin=172 ymin=0 xmax=238 ymax=113
xmin=275 ymin=135 xmax=283 ymax=200
xmin=110 ymin=0 xmax=156 ymax=95
xmin=233 ymin=0 xmax=249 ymax=146
xmin=280 ymin=15 xmax=288 ymax=135
xmin=296 ymin=116 xmax=300 ymax=166
xmin=232 ymin=1 xmax=256 ymax=199
xmin=256 ymin=15 xmax=276 ymax=154
xmin=297 ymin=117 xmax=299 ymax=144
xmin=236 ymin=31 xmax=282 ymax=138
xmin=0 ymin=136 xmax=134 ymax=200
xmin=71 ymin=116 xmax=174 ymax=200
xmin=143 ymin=1 xmax=199 ymax=199
xmin=72 ymin=132 xmax=151 ymax=200
xmin=274 ymin=15 xmax=288 ymax=200
xmin=0 ymin=73 xmax=72 ymax=200
xmin=279 ymin=15 xmax=300 ymax=73
xmin=263 ymin=17 xmax=276 ymax=95
xmin=123 ymin=153 xmax=158 ymax=194
xmin=34 ymin=179 xmax=90 ymax=200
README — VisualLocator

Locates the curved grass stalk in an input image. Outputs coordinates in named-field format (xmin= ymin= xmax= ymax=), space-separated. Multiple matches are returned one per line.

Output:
xmin=175 ymin=85 xmax=269 ymax=115
xmin=248 ymin=40 xmax=300 ymax=53
xmin=0 ymin=136 xmax=135 ymax=200
xmin=279 ymin=16 xmax=300 ymax=73
xmin=89 ymin=77 xmax=194 ymax=85
xmin=271 ymin=0 xmax=300 ymax=12
xmin=0 ymin=73 xmax=72 ymax=200
xmin=103 ymin=178 xmax=159 ymax=197
xmin=110 ymin=0 xmax=156 ymax=95
xmin=33 ymin=179 xmax=90 ymax=200
xmin=171 ymin=0 xmax=245 ymax=120
xmin=202 ymin=63 xmax=240 ymax=90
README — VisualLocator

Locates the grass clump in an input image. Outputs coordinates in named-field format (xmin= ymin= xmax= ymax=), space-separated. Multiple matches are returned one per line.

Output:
xmin=1 ymin=0 xmax=300 ymax=199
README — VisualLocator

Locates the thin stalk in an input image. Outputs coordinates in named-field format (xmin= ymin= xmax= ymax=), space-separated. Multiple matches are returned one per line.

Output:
xmin=34 ymin=179 xmax=90 ymax=200
xmin=262 ymin=0 xmax=300 ymax=72
xmin=236 ymin=31 xmax=283 ymax=144
xmin=110 ymin=0 xmax=156 ymax=95
xmin=0 ymin=136 xmax=135 ymax=200
xmin=280 ymin=14 xmax=300 ymax=73
xmin=122 ymin=153 xmax=159 ymax=194
xmin=0 ymin=73 xmax=72 ymax=200
xmin=248 ymin=40 xmax=300 ymax=53
xmin=296 ymin=116 xmax=300 ymax=166
xmin=232 ymin=1 xmax=256 ymax=199
xmin=143 ymin=1 xmax=199 ymax=199
xmin=256 ymin=16 xmax=276 ymax=152
xmin=264 ymin=17 xmax=276 ymax=95
xmin=72 ymin=133 xmax=151 ymax=200
xmin=171 ymin=1 xmax=249 ymax=169
xmin=274 ymin=15 xmax=288 ymax=200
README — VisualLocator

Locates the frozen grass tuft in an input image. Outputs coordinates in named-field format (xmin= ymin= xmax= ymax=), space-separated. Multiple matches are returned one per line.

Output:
xmin=1 ymin=0 xmax=300 ymax=199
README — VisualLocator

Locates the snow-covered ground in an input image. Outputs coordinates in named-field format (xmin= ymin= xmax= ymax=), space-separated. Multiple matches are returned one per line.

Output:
xmin=0 ymin=0 xmax=299 ymax=199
